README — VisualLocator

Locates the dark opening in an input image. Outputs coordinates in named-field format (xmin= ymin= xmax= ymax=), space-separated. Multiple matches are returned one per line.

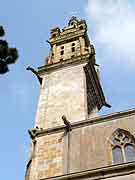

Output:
xmin=61 ymin=50 xmax=64 ymax=55
xmin=71 ymin=55 xmax=75 ymax=58
xmin=52 ymin=34 xmax=56 ymax=38
xmin=72 ymin=47 xmax=75 ymax=52
xmin=71 ymin=22 xmax=74 ymax=26
xmin=79 ymin=26 xmax=83 ymax=30
xmin=72 ymin=43 xmax=75 ymax=46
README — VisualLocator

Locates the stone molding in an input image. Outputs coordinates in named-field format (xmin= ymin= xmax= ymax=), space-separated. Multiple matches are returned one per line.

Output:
xmin=49 ymin=16 xmax=87 ymax=45
xmin=38 ymin=53 xmax=90 ymax=75
xmin=50 ymin=30 xmax=86 ymax=45
xmin=39 ymin=161 xmax=135 ymax=180
xmin=28 ymin=108 xmax=135 ymax=139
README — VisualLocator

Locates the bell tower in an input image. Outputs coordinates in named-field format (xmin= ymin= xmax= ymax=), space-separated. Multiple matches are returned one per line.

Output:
xmin=25 ymin=17 xmax=110 ymax=180
xmin=35 ymin=16 xmax=109 ymax=129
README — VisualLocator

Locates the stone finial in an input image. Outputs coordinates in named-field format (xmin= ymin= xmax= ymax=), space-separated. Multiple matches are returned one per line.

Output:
xmin=68 ymin=16 xmax=79 ymax=26
xmin=50 ymin=27 xmax=61 ymax=38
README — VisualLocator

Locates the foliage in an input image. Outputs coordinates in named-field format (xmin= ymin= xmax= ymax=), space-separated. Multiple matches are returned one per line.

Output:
xmin=0 ymin=26 xmax=19 ymax=74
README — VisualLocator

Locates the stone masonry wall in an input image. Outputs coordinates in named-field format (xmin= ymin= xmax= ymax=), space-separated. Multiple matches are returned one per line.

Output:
xmin=35 ymin=62 xmax=97 ymax=129
xmin=68 ymin=113 xmax=135 ymax=173
xmin=28 ymin=111 xmax=135 ymax=180
xmin=28 ymin=132 xmax=64 ymax=180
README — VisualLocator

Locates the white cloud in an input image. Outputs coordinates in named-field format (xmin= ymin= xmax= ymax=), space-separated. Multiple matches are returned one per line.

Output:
xmin=86 ymin=0 xmax=135 ymax=65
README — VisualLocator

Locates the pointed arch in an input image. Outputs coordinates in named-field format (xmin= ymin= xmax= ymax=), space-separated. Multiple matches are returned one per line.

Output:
xmin=110 ymin=128 xmax=135 ymax=164
xmin=111 ymin=129 xmax=135 ymax=143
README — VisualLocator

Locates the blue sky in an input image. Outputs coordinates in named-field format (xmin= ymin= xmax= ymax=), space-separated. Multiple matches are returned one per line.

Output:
xmin=0 ymin=0 xmax=135 ymax=180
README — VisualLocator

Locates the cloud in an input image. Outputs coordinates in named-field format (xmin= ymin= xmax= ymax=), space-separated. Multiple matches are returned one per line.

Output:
xmin=86 ymin=0 xmax=135 ymax=65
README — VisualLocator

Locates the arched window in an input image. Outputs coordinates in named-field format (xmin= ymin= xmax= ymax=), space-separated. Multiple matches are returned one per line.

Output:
xmin=111 ymin=129 xmax=135 ymax=164
xmin=112 ymin=146 xmax=123 ymax=164
xmin=125 ymin=144 xmax=135 ymax=162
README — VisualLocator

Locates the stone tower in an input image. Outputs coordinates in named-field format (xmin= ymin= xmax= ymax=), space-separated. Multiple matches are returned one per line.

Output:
xmin=25 ymin=17 xmax=135 ymax=180
xmin=35 ymin=16 xmax=109 ymax=129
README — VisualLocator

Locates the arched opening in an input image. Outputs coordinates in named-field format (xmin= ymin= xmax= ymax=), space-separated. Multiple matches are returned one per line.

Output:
xmin=112 ymin=146 xmax=123 ymax=164
xmin=125 ymin=144 xmax=135 ymax=162
xmin=110 ymin=129 xmax=135 ymax=164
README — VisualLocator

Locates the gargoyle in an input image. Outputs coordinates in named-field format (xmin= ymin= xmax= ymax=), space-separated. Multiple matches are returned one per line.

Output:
xmin=62 ymin=115 xmax=72 ymax=132
xmin=26 ymin=66 xmax=42 ymax=85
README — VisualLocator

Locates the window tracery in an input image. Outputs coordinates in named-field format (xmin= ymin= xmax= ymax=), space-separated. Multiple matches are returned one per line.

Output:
xmin=111 ymin=129 xmax=135 ymax=164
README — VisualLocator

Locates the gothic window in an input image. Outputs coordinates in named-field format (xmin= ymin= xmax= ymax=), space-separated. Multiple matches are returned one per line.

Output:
xmin=125 ymin=144 xmax=135 ymax=162
xmin=112 ymin=146 xmax=123 ymax=164
xmin=111 ymin=129 xmax=135 ymax=164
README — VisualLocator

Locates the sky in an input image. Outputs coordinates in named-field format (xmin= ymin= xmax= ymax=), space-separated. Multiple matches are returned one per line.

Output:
xmin=0 ymin=0 xmax=135 ymax=180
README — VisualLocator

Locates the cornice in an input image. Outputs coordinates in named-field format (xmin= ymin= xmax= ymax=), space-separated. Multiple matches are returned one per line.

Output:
xmin=28 ymin=108 xmax=135 ymax=139
xmin=38 ymin=53 xmax=90 ymax=75
xmin=50 ymin=30 xmax=86 ymax=45
xmin=40 ymin=161 xmax=135 ymax=180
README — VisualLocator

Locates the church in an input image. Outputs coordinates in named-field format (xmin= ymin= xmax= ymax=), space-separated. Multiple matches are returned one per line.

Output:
xmin=25 ymin=17 xmax=135 ymax=180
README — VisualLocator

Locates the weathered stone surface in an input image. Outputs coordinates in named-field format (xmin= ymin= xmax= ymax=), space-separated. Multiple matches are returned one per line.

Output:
xmin=26 ymin=17 xmax=135 ymax=180
xmin=68 ymin=113 xmax=135 ymax=173
xmin=28 ymin=132 xmax=64 ymax=180
xmin=47 ymin=17 xmax=89 ymax=65
xmin=35 ymin=63 xmax=98 ymax=129
xmin=28 ymin=110 xmax=135 ymax=180
xmin=104 ymin=174 xmax=135 ymax=180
